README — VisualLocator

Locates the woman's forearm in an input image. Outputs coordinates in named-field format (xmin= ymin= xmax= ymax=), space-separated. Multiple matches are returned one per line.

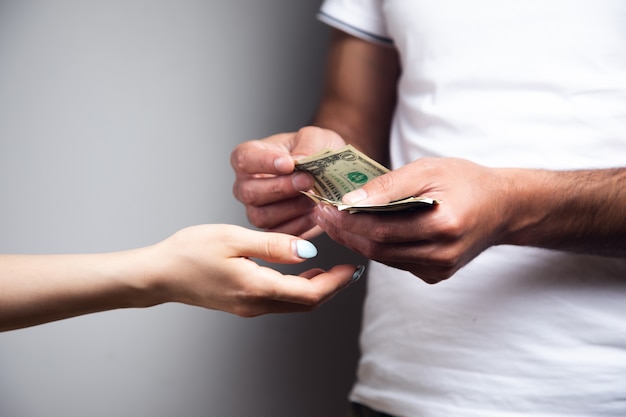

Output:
xmin=0 ymin=250 xmax=155 ymax=332
xmin=0 ymin=224 xmax=362 ymax=332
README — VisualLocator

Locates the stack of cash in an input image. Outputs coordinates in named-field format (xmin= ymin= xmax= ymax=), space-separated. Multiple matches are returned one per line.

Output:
xmin=295 ymin=145 xmax=438 ymax=213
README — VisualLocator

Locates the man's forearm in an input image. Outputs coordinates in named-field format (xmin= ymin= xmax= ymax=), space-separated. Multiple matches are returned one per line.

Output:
xmin=311 ymin=29 xmax=399 ymax=165
xmin=501 ymin=167 xmax=626 ymax=256
xmin=313 ymin=101 xmax=392 ymax=166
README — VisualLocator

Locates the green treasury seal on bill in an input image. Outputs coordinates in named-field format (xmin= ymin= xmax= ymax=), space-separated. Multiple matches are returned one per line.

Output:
xmin=294 ymin=145 xmax=438 ymax=213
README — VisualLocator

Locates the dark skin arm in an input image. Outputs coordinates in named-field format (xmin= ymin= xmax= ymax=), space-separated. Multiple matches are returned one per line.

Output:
xmin=313 ymin=29 xmax=400 ymax=165
xmin=230 ymin=29 xmax=400 ymax=237
xmin=233 ymin=29 xmax=626 ymax=284
xmin=317 ymin=161 xmax=626 ymax=283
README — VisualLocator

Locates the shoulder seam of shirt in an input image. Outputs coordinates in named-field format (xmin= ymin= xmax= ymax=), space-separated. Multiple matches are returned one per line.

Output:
xmin=318 ymin=10 xmax=394 ymax=46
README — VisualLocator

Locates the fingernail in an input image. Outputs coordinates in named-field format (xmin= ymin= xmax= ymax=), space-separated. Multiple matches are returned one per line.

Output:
xmin=274 ymin=156 xmax=292 ymax=172
xmin=315 ymin=204 xmax=336 ymax=224
xmin=343 ymin=188 xmax=367 ymax=205
xmin=351 ymin=265 xmax=366 ymax=282
xmin=292 ymin=172 xmax=313 ymax=191
xmin=322 ymin=202 xmax=339 ymax=215
xmin=294 ymin=240 xmax=318 ymax=259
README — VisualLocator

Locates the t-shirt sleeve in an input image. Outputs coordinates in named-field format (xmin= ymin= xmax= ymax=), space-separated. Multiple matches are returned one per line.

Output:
xmin=318 ymin=0 xmax=393 ymax=46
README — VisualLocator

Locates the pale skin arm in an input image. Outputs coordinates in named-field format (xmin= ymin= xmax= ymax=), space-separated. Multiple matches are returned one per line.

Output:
xmin=0 ymin=224 xmax=363 ymax=332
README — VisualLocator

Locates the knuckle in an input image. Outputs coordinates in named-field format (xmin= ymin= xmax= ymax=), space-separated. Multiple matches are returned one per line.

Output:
xmin=297 ymin=126 xmax=320 ymax=136
xmin=421 ymin=274 xmax=446 ymax=285
xmin=359 ymin=240 xmax=381 ymax=260
xmin=232 ymin=182 xmax=245 ymax=203
xmin=418 ymin=157 xmax=443 ymax=175
xmin=267 ymin=178 xmax=292 ymax=198
xmin=240 ymin=178 xmax=291 ymax=206
xmin=431 ymin=211 xmax=464 ymax=241
xmin=372 ymin=171 xmax=397 ymax=193
xmin=301 ymin=289 xmax=324 ymax=306
xmin=297 ymin=126 xmax=329 ymax=143
xmin=229 ymin=145 xmax=247 ymax=171
xmin=420 ymin=275 xmax=442 ymax=285
xmin=232 ymin=288 xmax=268 ymax=317
xmin=431 ymin=247 xmax=462 ymax=269
xmin=235 ymin=182 xmax=258 ymax=204
xmin=246 ymin=207 xmax=271 ymax=229
xmin=233 ymin=305 xmax=261 ymax=318
xmin=416 ymin=266 xmax=456 ymax=284
xmin=263 ymin=234 xmax=284 ymax=259
xmin=370 ymin=222 xmax=395 ymax=241
xmin=443 ymin=216 xmax=464 ymax=240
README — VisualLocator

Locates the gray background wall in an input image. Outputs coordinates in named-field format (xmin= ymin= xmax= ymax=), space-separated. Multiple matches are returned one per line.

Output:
xmin=0 ymin=1 xmax=366 ymax=416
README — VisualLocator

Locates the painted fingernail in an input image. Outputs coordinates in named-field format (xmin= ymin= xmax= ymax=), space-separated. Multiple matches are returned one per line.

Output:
xmin=351 ymin=265 xmax=366 ymax=282
xmin=294 ymin=240 xmax=318 ymax=259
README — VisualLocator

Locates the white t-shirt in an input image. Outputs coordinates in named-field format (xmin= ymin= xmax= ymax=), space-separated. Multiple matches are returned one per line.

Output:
xmin=319 ymin=1 xmax=626 ymax=416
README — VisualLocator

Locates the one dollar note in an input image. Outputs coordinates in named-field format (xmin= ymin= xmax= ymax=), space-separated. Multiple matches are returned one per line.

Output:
xmin=294 ymin=145 xmax=437 ymax=213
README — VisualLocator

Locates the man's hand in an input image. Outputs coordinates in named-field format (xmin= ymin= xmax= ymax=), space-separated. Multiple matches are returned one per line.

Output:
xmin=314 ymin=158 xmax=515 ymax=283
xmin=315 ymin=157 xmax=626 ymax=283
xmin=231 ymin=126 xmax=346 ymax=237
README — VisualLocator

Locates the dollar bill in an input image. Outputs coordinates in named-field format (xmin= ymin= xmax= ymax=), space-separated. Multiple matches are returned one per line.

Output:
xmin=294 ymin=145 xmax=438 ymax=213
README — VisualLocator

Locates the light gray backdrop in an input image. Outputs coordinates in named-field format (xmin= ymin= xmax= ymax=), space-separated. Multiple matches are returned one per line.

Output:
xmin=0 ymin=1 xmax=366 ymax=416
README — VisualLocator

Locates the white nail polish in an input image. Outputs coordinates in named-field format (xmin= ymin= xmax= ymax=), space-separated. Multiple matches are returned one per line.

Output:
xmin=295 ymin=240 xmax=318 ymax=259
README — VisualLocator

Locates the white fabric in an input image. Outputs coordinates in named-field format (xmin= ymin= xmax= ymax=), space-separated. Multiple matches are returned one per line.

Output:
xmin=319 ymin=1 xmax=626 ymax=416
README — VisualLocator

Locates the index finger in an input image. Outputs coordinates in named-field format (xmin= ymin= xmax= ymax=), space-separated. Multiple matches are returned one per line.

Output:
xmin=229 ymin=228 xmax=318 ymax=263
xmin=230 ymin=134 xmax=297 ymax=175
xmin=290 ymin=126 xmax=346 ymax=160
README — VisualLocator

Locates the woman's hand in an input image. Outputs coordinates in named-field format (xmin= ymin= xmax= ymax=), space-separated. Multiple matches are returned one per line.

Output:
xmin=0 ymin=224 xmax=363 ymax=331
xmin=147 ymin=224 xmax=362 ymax=316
